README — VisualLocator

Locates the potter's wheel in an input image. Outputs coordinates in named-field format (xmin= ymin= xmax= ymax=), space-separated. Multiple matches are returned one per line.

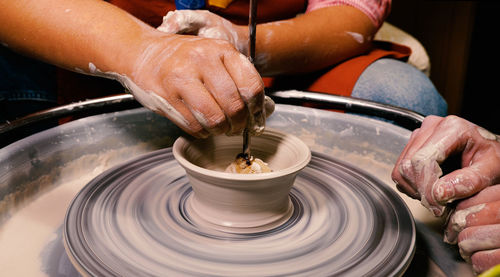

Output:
xmin=64 ymin=147 xmax=415 ymax=276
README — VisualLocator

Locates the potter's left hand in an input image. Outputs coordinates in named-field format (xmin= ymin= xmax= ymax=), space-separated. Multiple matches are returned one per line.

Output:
xmin=444 ymin=185 xmax=500 ymax=274
xmin=391 ymin=115 xmax=500 ymax=216
xmin=157 ymin=10 xmax=248 ymax=54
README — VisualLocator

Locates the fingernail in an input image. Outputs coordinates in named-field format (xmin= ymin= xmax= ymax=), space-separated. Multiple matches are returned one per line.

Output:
xmin=432 ymin=206 xmax=444 ymax=217
xmin=433 ymin=180 xmax=455 ymax=204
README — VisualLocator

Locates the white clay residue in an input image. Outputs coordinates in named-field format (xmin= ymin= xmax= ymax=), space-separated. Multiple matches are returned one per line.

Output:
xmin=444 ymin=203 xmax=486 ymax=244
xmin=225 ymin=156 xmax=272 ymax=174
xmin=157 ymin=10 xmax=245 ymax=54
xmin=86 ymin=63 xmax=190 ymax=132
xmin=403 ymin=141 xmax=446 ymax=213
xmin=254 ymin=52 xmax=271 ymax=71
xmin=346 ymin=31 xmax=365 ymax=44
xmin=459 ymin=238 xmax=498 ymax=262
xmin=339 ymin=126 xmax=354 ymax=137
xmin=264 ymin=29 xmax=274 ymax=45
xmin=0 ymin=144 xmax=157 ymax=277
xmin=434 ymin=173 xmax=476 ymax=204
xmin=158 ymin=10 xmax=203 ymax=34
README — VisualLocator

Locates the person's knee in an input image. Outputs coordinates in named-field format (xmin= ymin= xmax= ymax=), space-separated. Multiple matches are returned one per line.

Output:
xmin=352 ymin=59 xmax=447 ymax=116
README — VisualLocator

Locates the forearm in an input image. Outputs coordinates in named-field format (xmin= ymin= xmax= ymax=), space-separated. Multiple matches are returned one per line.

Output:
xmin=252 ymin=6 xmax=377 ymax=76
xmin=0 ymin=1 xmax=272 ymax=138
xmin=0 ymin=0 xmax=157 ymax=76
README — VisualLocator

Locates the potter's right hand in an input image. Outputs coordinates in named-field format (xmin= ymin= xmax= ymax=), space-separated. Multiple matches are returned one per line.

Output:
xmin=391 ymin=115 xmax=500 ymax=216
xmin=123 ymin=33 xmax=268 ymax=138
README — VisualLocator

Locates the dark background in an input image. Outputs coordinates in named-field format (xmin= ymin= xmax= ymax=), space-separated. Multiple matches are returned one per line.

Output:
xmin=387 ymin=0 xmax=499 ymax=133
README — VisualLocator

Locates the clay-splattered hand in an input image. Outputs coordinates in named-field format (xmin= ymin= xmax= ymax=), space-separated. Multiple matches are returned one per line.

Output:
xmin=444 ymin=185 xmax=500 ymax=274
xmin=156 ymin=9 xmax=275 ymax=135
xmin=120 ymin=33 xmax=268 ymax=138
xmin=391 ymin=115 xmax=500 ymax=216
xmin=157 ymin=10 xmax=248 ymax=54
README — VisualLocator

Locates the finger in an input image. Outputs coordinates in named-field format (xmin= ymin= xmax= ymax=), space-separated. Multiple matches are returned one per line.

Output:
xmin=456 ymin=184 xmax=500 ymax=210
xmin=434 ymin=161 xmax=500 ymax=205
xmin=392 ymin=116 xmax=443 ymax=198
xmin=472 ymin=252 xmax=500 ymax=275
xmin=457 ymin=224 xmax=500 ymax=265
xmin=223 ymin=53 xmax=264 ymax=109
xmin=400 ymin=115 xmax=444 ymax=160
xmin=392 ymin=128 xmax=423 ymax=199
xmin=445 ymin=201 xmax=500 ymax=243
xmin=397 ymin=115 xmax=444 ymax=165
xmin=433 ymin=164 xmax=496 ymax=206
xmin=174 ymin=79 xmax=229 ymax=135
xmin=223 ymin=52 xmax=265 ymax=134
xmin=202 ymin=59 xmax=248 ymax=135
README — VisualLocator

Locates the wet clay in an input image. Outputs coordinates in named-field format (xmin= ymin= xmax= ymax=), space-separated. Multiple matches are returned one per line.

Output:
xmin=225 ymin=156 xmax=272 ymax=174
xmin=64 ymin=148 xmax=415 ymax=276
xmin=172 ymin=129 xmax=311 ymax=232
xmin=0 ymin=139 xmax=416 ymax=277
xmin=0 ymin=144 xmax=156 ymax=277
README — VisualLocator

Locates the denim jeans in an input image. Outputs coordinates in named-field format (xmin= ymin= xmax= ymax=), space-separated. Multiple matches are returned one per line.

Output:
xmin=352 ymin=58 xmax=448 ymax=117
xmin=0 ymin=47 xmax=57 ymax=122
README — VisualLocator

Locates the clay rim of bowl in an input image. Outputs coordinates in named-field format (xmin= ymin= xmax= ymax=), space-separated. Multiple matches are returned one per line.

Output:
xmin=172 ymin=129 xmax=311 ymax=181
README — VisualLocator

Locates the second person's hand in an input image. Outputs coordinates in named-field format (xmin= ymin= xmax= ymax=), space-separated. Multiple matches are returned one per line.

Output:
xmin=391 ymin=115 xmax=500 ymax=216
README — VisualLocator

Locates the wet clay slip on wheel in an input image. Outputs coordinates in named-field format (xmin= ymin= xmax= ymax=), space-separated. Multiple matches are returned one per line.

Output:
xmin=64 ymin=148 xmax=415 ymax=276
xmin=172 ymin=129 xmax=312 ymax=233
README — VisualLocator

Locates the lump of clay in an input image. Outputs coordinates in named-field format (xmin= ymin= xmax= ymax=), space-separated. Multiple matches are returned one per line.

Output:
xmin=225 ymin=155 xmax=272 ymax=174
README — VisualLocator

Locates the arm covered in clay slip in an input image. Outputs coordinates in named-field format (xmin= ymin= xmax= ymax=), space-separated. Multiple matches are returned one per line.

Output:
xmin=0 ymin=0 xmax=271 ymax=138
xmin=391 ymin=115 xmax=500 ymax=274
xmin=158 ymin=5 xmax=376 ymax=76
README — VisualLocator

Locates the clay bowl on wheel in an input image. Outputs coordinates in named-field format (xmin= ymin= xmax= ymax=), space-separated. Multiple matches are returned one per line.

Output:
xmin=172 ymin=128 xmax=311 ymax=233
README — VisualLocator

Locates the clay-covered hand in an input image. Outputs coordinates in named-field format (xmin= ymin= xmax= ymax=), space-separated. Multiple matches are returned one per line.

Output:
xmin=444 ymin=185 xmax=500 ymax=274
xmin=0 ymin=0 xmax=273 ymax=138
xmin=391 ymin=115 xmax=500 ymax=216
xmin=118 ymin=32 xmax=269 ymax=138
xmin=155 ymin=10 xmax=275 ymax=134
xmin=157 ymin=10 xmax=247 ymax=54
